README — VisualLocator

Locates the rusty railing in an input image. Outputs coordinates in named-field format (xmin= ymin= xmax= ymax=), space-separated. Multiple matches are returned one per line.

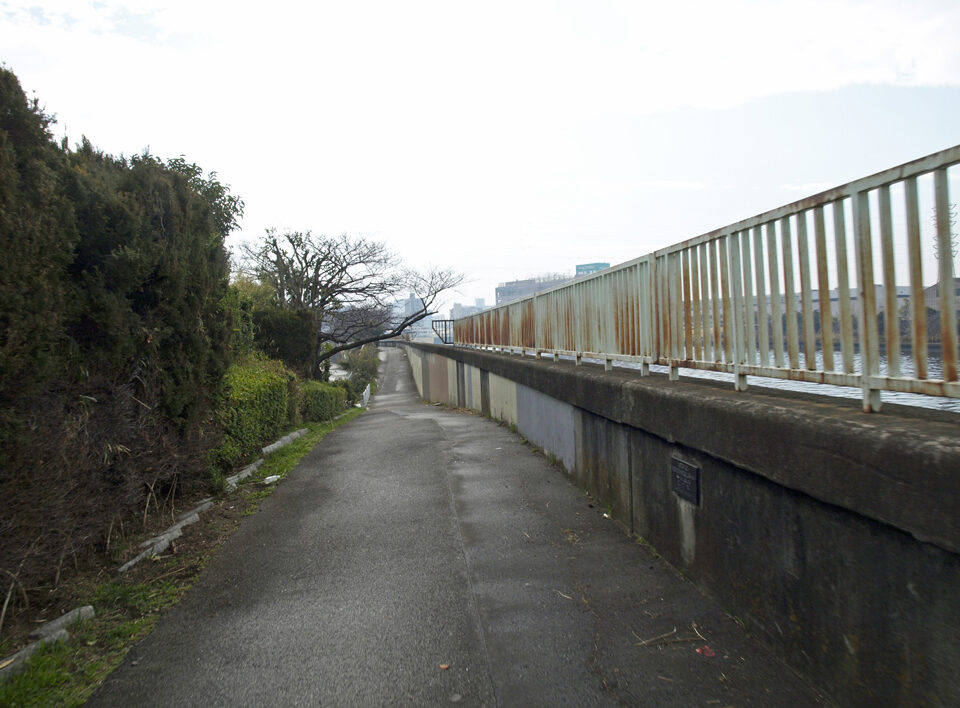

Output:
xmin=453 ymin=145 xmax=960 ymax=411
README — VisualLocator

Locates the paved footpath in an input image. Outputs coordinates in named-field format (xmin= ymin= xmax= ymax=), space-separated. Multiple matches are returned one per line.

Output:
xmin=89 ymin=348 xmax=826 ymax=707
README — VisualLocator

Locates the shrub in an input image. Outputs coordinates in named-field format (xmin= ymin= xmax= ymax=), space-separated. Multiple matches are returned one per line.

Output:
xmin=0 ymin=66 xmax=243 ymax=595
xmin=339 ymin=344 xmax=380 ymax=399
xmin=329 ymin=378 xmax=356 ymax=405
xmin=212 ymin=357 xmax=291 ymax=471
xmin=301 ymin=380 xmax=347 ymax=422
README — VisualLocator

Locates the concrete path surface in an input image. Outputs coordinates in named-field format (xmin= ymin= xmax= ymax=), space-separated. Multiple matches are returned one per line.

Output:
xmin=89 ymin=348 xmax=825 ymax=707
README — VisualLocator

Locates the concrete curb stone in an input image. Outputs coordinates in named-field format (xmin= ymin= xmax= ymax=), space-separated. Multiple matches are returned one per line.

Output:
xmin=1 ymin=606 xmax=95 ymax=683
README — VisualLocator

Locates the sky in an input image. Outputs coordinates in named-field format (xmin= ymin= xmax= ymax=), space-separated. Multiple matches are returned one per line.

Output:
xmin=3 ymin=0 xmax=960 ymax=314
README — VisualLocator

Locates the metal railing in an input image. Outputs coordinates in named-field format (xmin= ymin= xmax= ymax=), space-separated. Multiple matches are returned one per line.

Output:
xmin=453 ymin=145 xmax=960 ymax=411
xmin=432 ymin=319 xmax=455 ymax=344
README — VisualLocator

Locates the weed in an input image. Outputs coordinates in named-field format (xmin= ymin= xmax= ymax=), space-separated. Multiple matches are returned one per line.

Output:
xmin=208 ymin=469 xmax=226 ymax=496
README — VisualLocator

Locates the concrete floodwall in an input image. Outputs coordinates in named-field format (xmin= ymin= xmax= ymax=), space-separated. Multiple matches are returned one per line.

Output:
xmin=404 ymin=343 xmax=960 ymax=707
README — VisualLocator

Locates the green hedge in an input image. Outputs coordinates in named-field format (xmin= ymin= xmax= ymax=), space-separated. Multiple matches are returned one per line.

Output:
xmin=213 ymin=357 xmax=292 ymax=470
xmin=301 ymin=380 xmax=347 ymax=422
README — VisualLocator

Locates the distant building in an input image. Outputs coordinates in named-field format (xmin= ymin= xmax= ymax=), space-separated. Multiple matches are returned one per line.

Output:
xmin=394 ymin=292 xmax=434 ymax=340
xmin=808 ymin=285 xmax=911 ymax=317
xmin=495 ymin=275 xmax=571 ymax=305
xmin=576 ymin=262 xmax=610 ymax=277
xmin=400 ymin=293 xmax=424 ymax=319
xmin=449 ymin=298 xmax=487 ymax=320
xmin=924 ymin=278 xmax=960 ymax=311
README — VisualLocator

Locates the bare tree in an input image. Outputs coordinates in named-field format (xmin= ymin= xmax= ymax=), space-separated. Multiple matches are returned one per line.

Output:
xmin=238 ymin=229 xmax=462 ymax=369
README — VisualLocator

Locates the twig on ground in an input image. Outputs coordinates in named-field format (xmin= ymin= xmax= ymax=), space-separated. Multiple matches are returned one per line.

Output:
xmin=0 ymin=580 xmax=14 ymax=640
xmin=635 ymin=627 xmax=677 ymax=646
xmin=147 ymin=564 xmax=194 ymax=584
xmin=635 ymin=622 xmax=707 ymax=647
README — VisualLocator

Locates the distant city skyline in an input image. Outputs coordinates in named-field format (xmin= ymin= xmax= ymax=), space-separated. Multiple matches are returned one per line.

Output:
xmin=3 ymin=1 xmax=959 ymax=313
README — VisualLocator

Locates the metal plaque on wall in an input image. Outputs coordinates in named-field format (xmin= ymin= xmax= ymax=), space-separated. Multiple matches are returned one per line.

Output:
xmin=671 ymin=458 xmax=701 ymax=505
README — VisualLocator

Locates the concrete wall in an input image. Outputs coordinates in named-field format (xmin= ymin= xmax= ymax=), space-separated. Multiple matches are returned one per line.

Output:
xmin=404 ymin=343 xmax=960 ymax=707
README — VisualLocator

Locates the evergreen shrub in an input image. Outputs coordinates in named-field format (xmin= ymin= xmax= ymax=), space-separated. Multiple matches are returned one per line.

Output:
xmin=0 ymin=66 xmax=244 ymax=592
xmin=213 ymin=357 xmax=291 ymax=470
xmin=301 ymin=380 xmax=347 ymax=422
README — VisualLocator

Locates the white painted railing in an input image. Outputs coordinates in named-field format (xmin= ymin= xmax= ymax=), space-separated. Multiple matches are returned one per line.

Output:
xmin=454 ymin=145 xmax=960 ymax=412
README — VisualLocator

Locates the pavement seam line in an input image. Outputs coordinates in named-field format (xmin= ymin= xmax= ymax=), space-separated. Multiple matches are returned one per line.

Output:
xmin=433 ymin=407 xmax=501 ymax=708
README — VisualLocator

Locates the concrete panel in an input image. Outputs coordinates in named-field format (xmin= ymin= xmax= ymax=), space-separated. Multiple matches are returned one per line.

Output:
xmin=406 ymin=347 xmax=423 ymax=396
xmin=447 ymin=358 xmax=458 ymax=405
xmin=471 ymin=366 xmax=482 ymax=411
xmin=480 ymin=370 xmax=490 ymax=417
xmin=463 ymin=365 xmax=477 ymax=411
xmin=426 ymin=352 xmax=449 ymax=404
xmin=421 ymin=353 xmax=430 ymax=401
xmin=573 ymin=409 xmax=632 ymax=527
xmin=488 ymin=373 xmax=517 ymax=425
xmin=455 ymin=362 xmax=465 ymax=408
xmin=515 ymin=384 xmax=575 ymax=473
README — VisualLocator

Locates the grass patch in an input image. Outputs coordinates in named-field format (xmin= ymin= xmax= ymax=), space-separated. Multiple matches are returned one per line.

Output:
xmin=0 ymin=409 xmax=364 ymax=707
xmin=0 ymin=613 xmax=158 ymax=707
xmin=247 ymin=411 xmax=363 ymax=485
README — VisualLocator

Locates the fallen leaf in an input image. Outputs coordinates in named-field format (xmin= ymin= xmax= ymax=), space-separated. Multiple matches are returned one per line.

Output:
xmin=439 ymin=664 xmax=450 ymax=670
xmin=0 ymin=657 xmax=15 ymax=670
xmin=696 ymin=645 xmax=716 ymax=657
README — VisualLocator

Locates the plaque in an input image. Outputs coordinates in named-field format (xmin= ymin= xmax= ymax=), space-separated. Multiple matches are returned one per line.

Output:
xmin=671 ymin=458 xmax=700 ymax=505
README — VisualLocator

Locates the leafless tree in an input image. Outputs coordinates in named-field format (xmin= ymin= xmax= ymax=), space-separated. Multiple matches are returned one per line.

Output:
xmin=238 ymin=229 xmax=462 ymax=368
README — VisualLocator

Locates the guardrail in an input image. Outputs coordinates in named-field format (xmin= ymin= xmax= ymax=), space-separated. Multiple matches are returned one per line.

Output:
xmin=454 ymin=145 xmax=960 ymax=411
xmin=432 ymin=319 xmax=455 ymax=344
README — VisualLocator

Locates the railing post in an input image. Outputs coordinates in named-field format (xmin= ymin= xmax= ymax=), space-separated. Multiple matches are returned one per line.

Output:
xmin=729 ymin=233 xmax=748 ymax=391
xmin=852 ymin=190 xmax=882 ymax=412
xmin=935 ymin=168 xmax=958 ymax=382
xmin=668 ymin=253 xmax=680 ymax=380
xmin=650 ymin=254 xmax=660 ymax=369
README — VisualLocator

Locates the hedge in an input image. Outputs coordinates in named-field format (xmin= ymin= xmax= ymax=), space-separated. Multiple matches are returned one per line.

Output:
xmin=301 ymin=380 xmax=347 ymax=422
xmin=213 ymin=357 xmax=292 ymax=470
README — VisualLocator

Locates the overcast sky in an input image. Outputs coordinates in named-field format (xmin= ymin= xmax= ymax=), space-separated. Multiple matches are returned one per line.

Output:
xmin=3 ymin=0 xmax=959 ymax=312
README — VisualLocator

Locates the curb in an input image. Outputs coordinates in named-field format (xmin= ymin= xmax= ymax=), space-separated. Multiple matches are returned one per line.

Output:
xmin=119 ymin=426 xmax=312 ymax=572
xmin=0 ymin=606 xmax=94 ymax=683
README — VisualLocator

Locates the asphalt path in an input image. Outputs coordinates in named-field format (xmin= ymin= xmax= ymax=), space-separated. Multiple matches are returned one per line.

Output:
xmin=89 ymin=348 xmax=825 ymax=707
